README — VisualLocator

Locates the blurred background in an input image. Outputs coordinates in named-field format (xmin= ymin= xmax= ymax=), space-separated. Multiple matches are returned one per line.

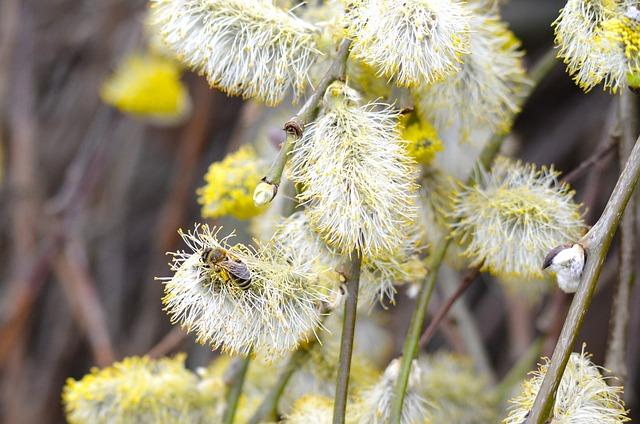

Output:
xmin=0 ymin=0 xmax=638 ymax=422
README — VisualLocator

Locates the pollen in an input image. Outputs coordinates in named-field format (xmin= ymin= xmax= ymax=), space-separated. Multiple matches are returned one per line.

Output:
xmin=197 ymin=145 xmax=268 ymax=220
xmin=400 ymin=113 xmax=444 ymax=165
xmin=62 ymin=355 xmax=218 ymax=424
xmin=100 ymin=53 xmax=190 ymax=124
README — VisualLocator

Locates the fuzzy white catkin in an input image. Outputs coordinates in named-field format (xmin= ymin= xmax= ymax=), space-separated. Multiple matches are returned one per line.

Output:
xmin=150 ymin=0 xmax=320 ymax=106
xmin=415 ymin=5 xmax=530 ymax=139
xmin=553 ymin=0 xmax=637 ymax=92
xmin=160 ymin=225 xmax=329 ymax=360
xmin=449 ymin=157 xmax=586 ymax=281
xmin=353 ymin=359 xmax=428 ymax=424
xmin=290 ymin=81 xmax=419 ymax=259
xmin=504 ymin=349 xmax=630 ymax=423
xmin=346 ymin=0 xmax=471 ymax=86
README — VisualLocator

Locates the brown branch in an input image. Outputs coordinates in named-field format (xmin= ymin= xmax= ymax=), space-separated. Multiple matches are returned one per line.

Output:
xmin=562 ymin=138 xmax=618 ymax=183
xmin=146 ymin=328 xmax=188 ymax=359
xmin=527 ymin=132 xmax=640 ymax=423
xmin=53 ymin=238 xmax=116 ymax=366
xmin=418 ymin=267 xmax=480 ymax=349
xmin=605 ymin=88 xmax=637 ymax=381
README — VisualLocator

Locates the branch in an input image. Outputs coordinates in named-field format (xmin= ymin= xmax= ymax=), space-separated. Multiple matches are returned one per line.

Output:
xmin=222 ymin=355 xmax=252 ymax=424
xmin=255 ymin=38 xmax=352 ymax=205
xmin=418 ymin=267 xmax=480 ymax=349
xmin=248 ymin=342 xmax=315 ymax=424
xmin=562 ymin=139 xmax=617 ymax=183
xmin=53 ymin=238 xmax=116 ymax=366
xmin=389 ymin=47 xmax=559 ymax=424
xmin=605 ymin=89 xmax=637 ymax=381
xmin=332 ymin=253 xmax=362 ymax=424
xmin=526 ymin=132 xmax=640 ymax=423
xmin=146 ymin=327 xmax=187 ymax=359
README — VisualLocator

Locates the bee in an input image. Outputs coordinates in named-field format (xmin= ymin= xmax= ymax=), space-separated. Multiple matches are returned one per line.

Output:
xmin=201 ymin=247 xmax=252 ymax=290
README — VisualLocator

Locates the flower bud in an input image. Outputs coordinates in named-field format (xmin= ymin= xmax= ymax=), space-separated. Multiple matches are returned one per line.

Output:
xmin=253 ymin=181 xmax=277 ymax=207
xmin=542 ymin=243 xmax=586 ymax=293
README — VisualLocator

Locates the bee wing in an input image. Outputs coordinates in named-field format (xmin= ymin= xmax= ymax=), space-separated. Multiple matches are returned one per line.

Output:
xmin=219 ymin=260 xmax=252 ymax=280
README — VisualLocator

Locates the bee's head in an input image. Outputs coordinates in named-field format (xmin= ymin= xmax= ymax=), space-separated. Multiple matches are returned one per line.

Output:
xmin=205 ymin=247 xmax=227 ymax=264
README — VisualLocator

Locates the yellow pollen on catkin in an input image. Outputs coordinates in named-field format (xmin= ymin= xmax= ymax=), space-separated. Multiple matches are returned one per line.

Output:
xmin=197 ymin=146 xmax=267 ymax=220
xmin=602 ymin=16 xmax=640 ymax=63
xmin=399 ymin=113 xmax=443 ymax=165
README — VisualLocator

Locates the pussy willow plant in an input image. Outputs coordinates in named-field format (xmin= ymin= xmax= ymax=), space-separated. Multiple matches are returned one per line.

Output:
xmin=62 ymin=0 xmax=640 ymax=423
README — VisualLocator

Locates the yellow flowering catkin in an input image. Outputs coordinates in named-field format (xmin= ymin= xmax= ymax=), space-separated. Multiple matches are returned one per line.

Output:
xmin=353 ymin=358 xmax=429 ymax=424
xmin=100 ymin=53 xmax=190 ymax=124
xmin=62 ymin=355 xmax=218 ymax=424
xmin=415 ymin=5 xmax=529 ymax=139
xmin=418 ymin=353 xmax=496 ymax=423
xmin=552 ymin=0 xmax=640 ymax=92
xmin=273 ymin=211 xmax=426 ymax=306
xmin=197 ymin=145 xmax=267 ymax=220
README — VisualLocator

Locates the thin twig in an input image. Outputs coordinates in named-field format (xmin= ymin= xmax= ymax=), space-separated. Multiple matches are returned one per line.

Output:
xmin=146 ymin=327 xmax=187 ymax=359
xmin=438 ymin=265 xmax=495 ymax=380
xmin=418 ymin=267 xmax=480 ymax=349
xmin=605 ymin=88 xmax=637 ymax=381
xmin=562 ymin=139 xmax=618 ymax=183
xmin=260 ymin=38 xmax=352 ymax=200
xmin=223 ymin=355 xmax=252 ymax=424
xmin=526 ymin=133 xmax=640 ymax=423
xmin=389 ymin=47 xmax=559 ymax=424
xmin=53 ymin=238 xmax=116 ymax=366
xmin=248 ymin=342 xmax=315 ymax=424
xmin=332 ymin=253 xmax=362 ymax=424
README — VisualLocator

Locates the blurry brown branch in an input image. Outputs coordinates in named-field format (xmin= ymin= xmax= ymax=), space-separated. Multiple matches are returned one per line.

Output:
xmin=146 ymin=328 xmax=188 ymax=359
xmin=562 ymin=138 xmax=618 ymax=183
xmin=605 ymin=89 xmax=637 ymax=381
xmin=53 ymin=239 xmax=116 ymax=366
xmin=0 ymin=108 xmax=115 ymax=367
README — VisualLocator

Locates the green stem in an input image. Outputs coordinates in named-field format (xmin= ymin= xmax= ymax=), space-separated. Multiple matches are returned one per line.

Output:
xmin=528 ymin=48 xmax=558 ymax=89
xmin=389 ymin=238 xmax=450 ymax=423
xmin=223 ymin=355 xmax=251 ymax=424
xmin=261 ymin=38 xmax=352 ymax=195
xmin=389 ymin=47 xmax=558 ymax=424
xmin=248 ymin=342 xmax=315 ymax=424
xmin=332 ymin=253 xmax=362 ymax=424
xmin=526 ymin=133 xmax=640 ymax=423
